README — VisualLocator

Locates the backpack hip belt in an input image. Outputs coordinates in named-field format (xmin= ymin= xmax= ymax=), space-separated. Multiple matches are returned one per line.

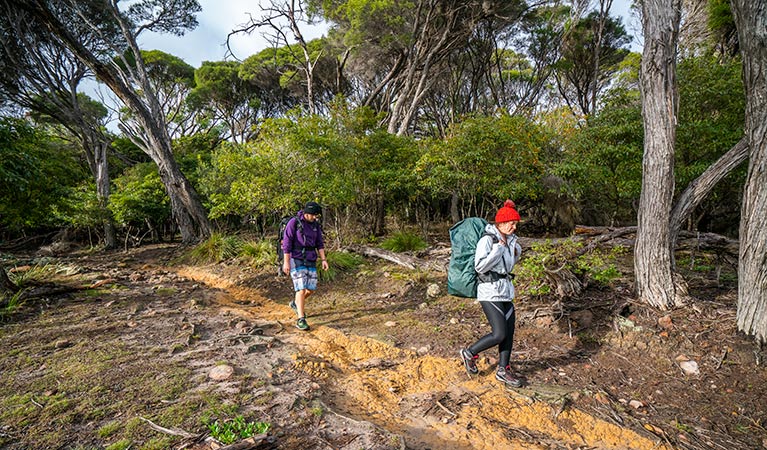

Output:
xmin=477 ymin=272 xmax=515 ymax=283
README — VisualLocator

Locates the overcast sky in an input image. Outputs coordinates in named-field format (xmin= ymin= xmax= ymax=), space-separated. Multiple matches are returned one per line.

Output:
xmin=137 ymin=0 xmax=642 ymax=68
xmin=137 ymin=0 xmax=327 ymax=67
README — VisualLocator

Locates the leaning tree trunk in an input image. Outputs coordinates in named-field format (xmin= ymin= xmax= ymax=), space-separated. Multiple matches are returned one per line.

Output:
xmin=20 ymin=0 xmax=212 ymax=244
xmin=634 ymin=0 xmax=685 ymax=310
xmin=670 ymin=137 xmax=749 ymax=243
xmin=732 ymin=0 xmax=767 ymax=344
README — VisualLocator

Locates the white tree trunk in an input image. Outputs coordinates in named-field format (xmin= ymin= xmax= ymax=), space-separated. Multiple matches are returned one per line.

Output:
xmin=732 ymin=0 xmax=767 ymax=344
xmin=634 ymin=0 xmax=684 ymax=310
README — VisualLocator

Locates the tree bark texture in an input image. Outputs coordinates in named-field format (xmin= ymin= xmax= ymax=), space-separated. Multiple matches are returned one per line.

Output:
xmin=635 ymin=0 xmax=684 ymax=310
xmin=732 ymin=0 xmax=767 ymax=344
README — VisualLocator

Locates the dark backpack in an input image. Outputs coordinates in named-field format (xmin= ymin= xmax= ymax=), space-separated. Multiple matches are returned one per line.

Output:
xmin=447 ymin=218 xmax=498 ymax=298
xmin=276 ymin=216 xmax=302 ymax=276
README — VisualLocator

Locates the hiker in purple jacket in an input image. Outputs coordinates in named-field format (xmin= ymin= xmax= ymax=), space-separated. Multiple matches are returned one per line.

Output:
xmin=281 ymin=201 xmax=328 ymax=330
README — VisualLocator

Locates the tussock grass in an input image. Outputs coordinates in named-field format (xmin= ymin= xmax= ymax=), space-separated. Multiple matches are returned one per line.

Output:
xmin=319 ymin=251 xmax=363 ymax=282
xmin=239 ymin=240 xmax=276 ymax=269
xmin=186 ymin=233 xmax=243 ymax=263
xmin=380 ymin=232 xmax=427 ymax=253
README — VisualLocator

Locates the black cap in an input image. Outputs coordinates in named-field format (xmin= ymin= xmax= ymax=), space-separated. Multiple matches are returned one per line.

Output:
xmin=304 ymin=201 xmax=322 ymax=215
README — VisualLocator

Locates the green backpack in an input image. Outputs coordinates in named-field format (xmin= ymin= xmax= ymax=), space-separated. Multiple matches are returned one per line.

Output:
xmin=447 ymin=217 xmax=497 ymax=298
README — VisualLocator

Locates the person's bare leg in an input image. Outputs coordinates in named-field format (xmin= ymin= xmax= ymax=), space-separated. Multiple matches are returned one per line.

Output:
xmin=296 ymin=289 xmax=313 ymax=318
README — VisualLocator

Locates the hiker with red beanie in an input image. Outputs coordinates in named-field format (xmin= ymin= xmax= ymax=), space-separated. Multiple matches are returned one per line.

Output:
xmin=459 ymin=200 xmax=524 ymax=387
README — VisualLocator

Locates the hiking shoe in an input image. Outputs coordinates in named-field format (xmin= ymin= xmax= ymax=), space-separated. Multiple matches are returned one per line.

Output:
xmin=289 ymin=300 xmax=297 ymax=316
xmin=496 ymin=366 xmax=523 ymax=388
xmin=296 ymin=317 xmax=310 ymax=331
xmin=459 ymin=348 xmax=478 ymax=375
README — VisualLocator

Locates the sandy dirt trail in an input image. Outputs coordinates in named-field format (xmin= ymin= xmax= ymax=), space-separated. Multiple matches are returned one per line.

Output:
xmin=177 ymin=267 xmax=668 ymax=450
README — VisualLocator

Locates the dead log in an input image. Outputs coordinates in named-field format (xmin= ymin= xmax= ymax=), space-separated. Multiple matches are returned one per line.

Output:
xmin=562 ymin=226 xmax=739 ymax=258
xmin=349 ymin=245 xmax=445 ymax=272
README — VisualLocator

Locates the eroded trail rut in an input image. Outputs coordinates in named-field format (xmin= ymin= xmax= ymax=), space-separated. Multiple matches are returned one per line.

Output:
xmin=178 ymin=266 xmax=667 ymax=450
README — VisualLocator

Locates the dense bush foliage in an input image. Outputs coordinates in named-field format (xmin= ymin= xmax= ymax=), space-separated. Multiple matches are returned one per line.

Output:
xmin=0 ymin=118 xmax=86 ymax=234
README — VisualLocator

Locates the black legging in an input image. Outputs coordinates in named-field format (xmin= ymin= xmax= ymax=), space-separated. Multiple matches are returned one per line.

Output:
xmin=468 ymin=301 xmax=516 ymax=369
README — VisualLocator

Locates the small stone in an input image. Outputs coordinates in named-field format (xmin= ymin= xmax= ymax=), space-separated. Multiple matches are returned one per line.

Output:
xmin=209 ymin=364 xmax=234 ymax=381
xmin=629 ymin=400 xmax=644 ymax=409
xmin=54 ymin=340 xmax=72 ymax=349
xmin=679 ymin=360 xmax=700 ymax=375
xmin=419 ymin=302 xmax=428 ymax=309
xmin=449 ymin=318 xmax=458 ymax=325
xmin=426 ymin=283 xmax=440 ymax=298
xmin=417 ymin=346 xmax=430 ymax=355
xmin=384 ymin=321 xmax=397 ymax=327
xmin=658 ymin=315 xmax=674 ymax=330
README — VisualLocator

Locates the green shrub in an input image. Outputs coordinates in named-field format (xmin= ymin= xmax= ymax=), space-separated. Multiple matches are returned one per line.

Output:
xmin=187 ymin=233 xmax=243 ymax=263
xmin=319 ymin=251 xmax=363 ymax=282
xmin=206 ymin=416 xmax=270 ymax=445
xmin=380 ymin=232 xmax=427 ymax=253
xmin=517 ymin=240 xmax=623 ymax=296
xmin=238 ymin=240 xmax=276 ymax=269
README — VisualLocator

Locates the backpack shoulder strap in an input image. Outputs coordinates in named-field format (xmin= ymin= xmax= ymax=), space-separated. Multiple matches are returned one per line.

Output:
xmin=480 ymin=231 xmax=499 ymax=243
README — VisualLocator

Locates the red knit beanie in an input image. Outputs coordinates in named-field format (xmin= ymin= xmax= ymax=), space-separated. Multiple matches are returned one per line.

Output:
xmin=495 ymin=200 xmax=520 ymax=223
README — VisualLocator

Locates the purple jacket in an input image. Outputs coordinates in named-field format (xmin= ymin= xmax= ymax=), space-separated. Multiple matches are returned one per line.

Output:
xmin=282 ymin=210 xmax=324 ymax=261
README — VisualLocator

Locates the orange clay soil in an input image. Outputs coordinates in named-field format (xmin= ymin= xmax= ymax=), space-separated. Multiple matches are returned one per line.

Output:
xmin=176 ymin=267 xmax=669 ymax=450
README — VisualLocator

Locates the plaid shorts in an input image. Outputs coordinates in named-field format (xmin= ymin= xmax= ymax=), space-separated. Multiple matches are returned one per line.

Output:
xmin=290 ymin=258 xmax=318 ymax=291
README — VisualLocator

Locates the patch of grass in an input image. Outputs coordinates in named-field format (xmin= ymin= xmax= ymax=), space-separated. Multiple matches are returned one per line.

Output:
xmin=140 ymin=437 xmax=174 ymax=450
xmin=0 ymin=288 xmax=27 ymax=318
xmin=673 ymin=420 xmax=693 ymax=433
xmin=380 ymin=232 xmax=427 ymax=253
xmin=97 ymin=420 xmax=122 ymax=438
xmin=186 ymin=233 xmax=243 ymax=263
xmin=319 ymin=251 xmax=363 ymax=282
xmin=105 ymin=438 xmax=132 ymax=450
xmin=155 ymin=287 xmax=177 ymax=296
xmin=206 ymin=416 xmax=270 ymax=445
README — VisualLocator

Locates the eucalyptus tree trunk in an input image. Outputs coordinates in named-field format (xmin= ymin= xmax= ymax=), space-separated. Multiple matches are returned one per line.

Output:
xmin=670 ymin=137 xmax=748 ymax=243
xmin=93 ymin=140 xmax=117 ymax=249
xmin=16 ymin=0 xmax=212 ymax=243
xmin=634 ymin=0 xmax=685 ymax=310
xmin=731 ymin=0 xmax=767 ymax=344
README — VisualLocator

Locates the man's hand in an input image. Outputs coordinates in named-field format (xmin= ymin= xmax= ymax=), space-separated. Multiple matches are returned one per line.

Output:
xmin=321 ymin=260 xmax=329 ymax=271
xmin=282 ymin=261 xmax=290 ymax=275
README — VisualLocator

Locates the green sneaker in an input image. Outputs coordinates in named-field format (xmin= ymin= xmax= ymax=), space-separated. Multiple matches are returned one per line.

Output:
xmin=296 ymin=317 xmax=309 ymax=331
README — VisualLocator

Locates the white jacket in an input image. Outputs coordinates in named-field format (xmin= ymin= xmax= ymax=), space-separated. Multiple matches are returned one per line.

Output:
xmin=474 ymin=224 xmax=522 ymax=302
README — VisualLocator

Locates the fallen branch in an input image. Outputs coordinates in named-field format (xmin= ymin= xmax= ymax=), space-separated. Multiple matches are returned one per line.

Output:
xmin=348 ymin=245 xmax=444 ymax=272
xmin=139 ymin=416 xmax=196 ymax=438
xmin=435 ymin=399 xmax=456 ymax=417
